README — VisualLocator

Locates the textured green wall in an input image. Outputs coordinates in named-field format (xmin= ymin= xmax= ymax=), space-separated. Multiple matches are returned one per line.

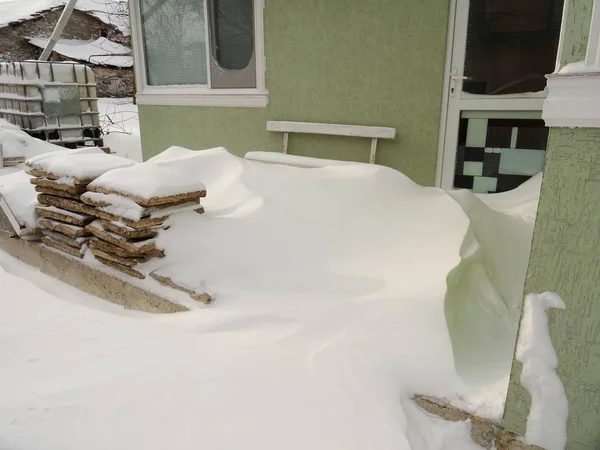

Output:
xmin=138 ymin=0 xmax=451 ymax=186
xmin=503 ymin=2 xmax=600 ymax=445
xmin=503 ymin=128 xmax=600 ymax=449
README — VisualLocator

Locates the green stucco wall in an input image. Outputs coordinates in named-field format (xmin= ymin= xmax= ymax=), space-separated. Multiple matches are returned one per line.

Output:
xmin=138 ymin=0 xmax=451 ymax=186
xmin=503 ymin=128 xmax=600 ymax=450
xmin=503 ymin=2 xmax=600 ymax=447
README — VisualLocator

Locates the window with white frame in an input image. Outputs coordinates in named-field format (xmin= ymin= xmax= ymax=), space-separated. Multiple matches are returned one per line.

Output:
xmin=133 ymin=0 xmax=266 ymax=106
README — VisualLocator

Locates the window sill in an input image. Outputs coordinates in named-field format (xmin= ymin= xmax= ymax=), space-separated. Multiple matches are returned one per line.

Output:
xmin=543 ymin=64 xmax=600 ymax=128
xmin=136 ymin=89 xmax=269 ymax=108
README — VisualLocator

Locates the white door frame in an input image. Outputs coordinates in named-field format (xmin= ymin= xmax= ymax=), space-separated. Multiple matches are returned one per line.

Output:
xmin=435 ymin=0 xmax=547 ymax=189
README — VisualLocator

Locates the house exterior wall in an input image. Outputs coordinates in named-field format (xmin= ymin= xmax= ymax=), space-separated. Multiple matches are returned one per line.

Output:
xmin=503 ymin=1 xmax=600 ymax=448
xmin=138 ymin=0 xmax=451 ymax=186
xmin=0 ymin=9 xmax=132 ymax=97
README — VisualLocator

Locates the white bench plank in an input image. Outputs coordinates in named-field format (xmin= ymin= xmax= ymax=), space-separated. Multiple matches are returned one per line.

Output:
xmin=266 ymin=121 xmax=396 ymax=140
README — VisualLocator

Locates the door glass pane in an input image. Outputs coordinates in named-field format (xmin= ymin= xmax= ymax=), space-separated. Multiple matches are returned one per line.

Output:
xmin=140 ymin=0 xmax=208 ymax=86
xmin=212 ymin=0 xmax=254 ymax=70
xmin=453 ymin=114 xmax=548 ymax=193
xmin=463 ymin=0 xmax=564 ymax=95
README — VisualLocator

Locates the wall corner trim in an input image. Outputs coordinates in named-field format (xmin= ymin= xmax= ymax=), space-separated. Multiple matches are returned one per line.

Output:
xmin=543 ymin=67 xmax=600 ymax=128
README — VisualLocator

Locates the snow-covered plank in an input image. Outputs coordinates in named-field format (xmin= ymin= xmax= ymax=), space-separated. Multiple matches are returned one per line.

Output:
xmin=266 ymin=121 xmax=396 ymax=164
xmin=266 ymin=121 xmax=396 ymax=140
xmin=245 ymin=151 xmax=358 ymax=168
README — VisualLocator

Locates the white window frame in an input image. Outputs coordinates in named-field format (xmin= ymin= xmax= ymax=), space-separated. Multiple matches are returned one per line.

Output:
xmin=130 ymin=0 xmax=268 ymax=107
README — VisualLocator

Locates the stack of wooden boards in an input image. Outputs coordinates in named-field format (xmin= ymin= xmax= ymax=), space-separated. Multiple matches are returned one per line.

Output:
xmin=25 ymin=148 xmax=136 ymax=258
xmin=1 ymin=152 xmax=25 ymax=168
xmin=79 ymin=163 xmax=207 ymax=280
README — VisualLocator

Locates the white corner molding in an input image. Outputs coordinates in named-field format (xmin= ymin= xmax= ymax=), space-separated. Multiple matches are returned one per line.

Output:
xmin=542 ymin=69 xmax=600 ymax=128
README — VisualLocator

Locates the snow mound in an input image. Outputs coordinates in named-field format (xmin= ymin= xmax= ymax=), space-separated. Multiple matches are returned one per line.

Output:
xmin=126 ymin=147 xmax=467 ymax=301
xmin=0 ymin=146 xmax=546 ymax=450
xmin=28 ymin=37 xmax=133 ymax=68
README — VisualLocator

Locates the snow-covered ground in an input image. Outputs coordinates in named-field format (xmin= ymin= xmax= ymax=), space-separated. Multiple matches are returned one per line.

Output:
xmin=97 ymin=97 xmax=142 ymax=162
xmin=0 ymin=140 xmax=546 ymax=449
xmin=0 ymin=249 xmax=483 ymax=450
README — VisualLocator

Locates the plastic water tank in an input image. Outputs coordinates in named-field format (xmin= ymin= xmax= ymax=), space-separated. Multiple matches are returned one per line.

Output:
xmin=0 ymin=61 xmax=103 ymax=148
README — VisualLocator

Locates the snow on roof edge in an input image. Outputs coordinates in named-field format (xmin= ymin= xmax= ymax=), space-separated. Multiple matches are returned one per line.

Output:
xmin=0 ymin=0 xmax=130 ymax=35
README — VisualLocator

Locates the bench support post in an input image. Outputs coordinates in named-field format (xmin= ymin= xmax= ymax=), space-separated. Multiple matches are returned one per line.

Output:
xmin=282 ymin=132 xmax=289 ymax=154
xmin=369 ymin=138 xmax=378 ymax=164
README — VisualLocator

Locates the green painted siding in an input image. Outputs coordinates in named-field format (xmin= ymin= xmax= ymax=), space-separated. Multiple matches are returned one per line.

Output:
xmin=503 ymin=3 xmax=600 ymax=446
xmin=139 ymin=0 xmax=451 ymax=186
xmin=503 ymin=128 xmax=600 ymax=449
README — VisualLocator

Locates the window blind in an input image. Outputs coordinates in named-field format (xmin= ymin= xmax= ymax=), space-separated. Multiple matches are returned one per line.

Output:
xmin=140 ymin=0 xmax=208 ymax=85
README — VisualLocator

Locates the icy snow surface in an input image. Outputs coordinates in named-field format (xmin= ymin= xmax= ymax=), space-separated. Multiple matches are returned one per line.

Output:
xmin=517 ymin=292 xmax=568 ymax=450
xmin=32 ymin=152 xmax=136 ymax=179
xmin=89 ymin=163 xmax=206 ymax=199
xmin=28 ymin=37 xmax=133 ymax=68
xmin=0 ymin=146 xmax=544 ymax=449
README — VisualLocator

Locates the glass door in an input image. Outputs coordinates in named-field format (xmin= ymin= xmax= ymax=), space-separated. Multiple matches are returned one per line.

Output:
xmin=440 ymin=0 xmax=564 ymax=192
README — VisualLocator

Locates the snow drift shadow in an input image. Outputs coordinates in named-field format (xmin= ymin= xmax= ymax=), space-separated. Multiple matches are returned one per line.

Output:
xmin=443 ymin=185 xmax=536 ymax=386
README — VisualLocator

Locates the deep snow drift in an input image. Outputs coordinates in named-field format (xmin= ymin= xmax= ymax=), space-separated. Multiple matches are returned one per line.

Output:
xmin=0 ymin=147 xmax=542 ymax=449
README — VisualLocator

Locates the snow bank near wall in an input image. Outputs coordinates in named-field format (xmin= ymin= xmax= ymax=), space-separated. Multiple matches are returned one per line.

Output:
xmin=517 ymin=292 xmax=568 ymax=450
xmin=444 ymin=177 xmax=538 ymax=393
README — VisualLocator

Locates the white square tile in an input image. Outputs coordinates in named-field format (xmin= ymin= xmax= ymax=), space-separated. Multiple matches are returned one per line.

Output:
xmin=473 ymin=176 xmax=498 ymax=193
xmin=463 ymin=161 xmax=483 ymax=176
